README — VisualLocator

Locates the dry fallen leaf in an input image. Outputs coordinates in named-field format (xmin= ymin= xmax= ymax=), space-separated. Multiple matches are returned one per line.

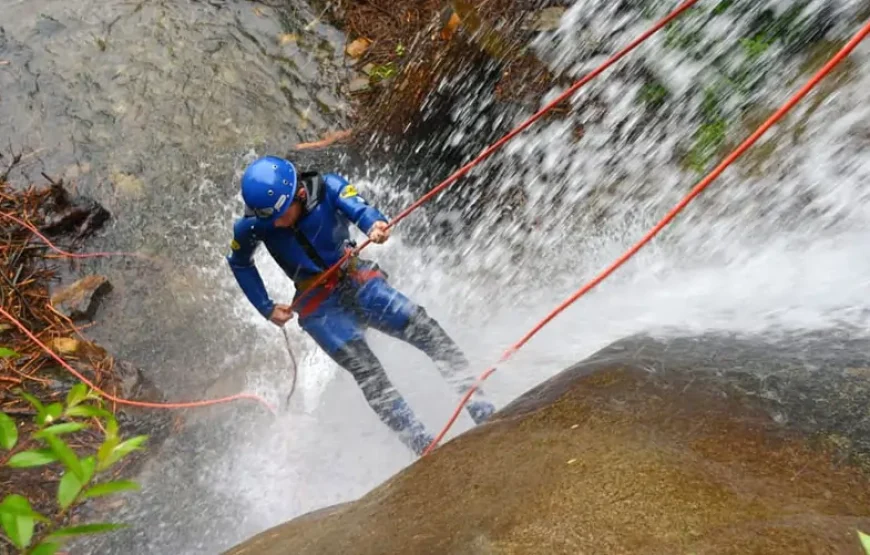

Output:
xmin=346 ymin=37 xmax=372 ymax=58
xmin=279 ymin=33 xmax=298 ymax=46
xmin=50 ymin=337 xmax=81 ymax=355
xmin=440 ymin=12 xmax=461 ymax=41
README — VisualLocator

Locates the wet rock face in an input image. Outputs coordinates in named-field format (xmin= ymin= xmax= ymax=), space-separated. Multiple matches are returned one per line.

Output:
xmin=225 ymin=333 xmax=870 ymax=555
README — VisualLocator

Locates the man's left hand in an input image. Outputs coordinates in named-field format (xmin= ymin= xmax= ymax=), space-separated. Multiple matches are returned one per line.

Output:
xmin=368 ymin=221 xmax=391 ymax=244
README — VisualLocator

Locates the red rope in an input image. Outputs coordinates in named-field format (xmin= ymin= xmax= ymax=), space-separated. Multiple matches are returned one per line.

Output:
xmin=0 ymin=305 xmax=277 ymax=414
xmin=421 ymin=17 xmax=870 ymax=456
xmin=287 ymin=0 xmax=702 ymax=314
xmin=0 ymin=211 xmax=151 ymax=261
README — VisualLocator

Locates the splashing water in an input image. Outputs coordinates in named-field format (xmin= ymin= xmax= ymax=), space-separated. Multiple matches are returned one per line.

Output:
xmin=69 ymin=0 xmax=870 ymax=553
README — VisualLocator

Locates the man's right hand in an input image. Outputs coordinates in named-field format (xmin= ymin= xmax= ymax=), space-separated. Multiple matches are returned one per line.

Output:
xmin=269 ymin=304 xmax=294 ymax=327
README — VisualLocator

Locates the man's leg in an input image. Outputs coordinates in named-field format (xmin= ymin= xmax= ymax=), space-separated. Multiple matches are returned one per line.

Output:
xmin=328 ymin=339 xmax=433 ymax=455
xmin=298 ymin=292 xmax=434 ymax=455
xmin=351 ymin=275 xmax=496 ymax=425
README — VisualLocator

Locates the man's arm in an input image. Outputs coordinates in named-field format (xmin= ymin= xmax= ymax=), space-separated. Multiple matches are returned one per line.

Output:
xmin=226 ymin=219 xmax=275 ymax=319
xmin=322 ymin=173 xmax=388 ymax=235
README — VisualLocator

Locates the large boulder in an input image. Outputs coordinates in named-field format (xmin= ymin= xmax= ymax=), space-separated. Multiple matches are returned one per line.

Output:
xmin=225 ymin=333 xmax=870 ymax=554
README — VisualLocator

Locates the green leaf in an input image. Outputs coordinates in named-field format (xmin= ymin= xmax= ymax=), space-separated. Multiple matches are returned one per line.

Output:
xmin=0 ymin=347 xmax=19 ymax=359
xmin=858 ymin=530 xmax=870 ymax=555
xmin=64 ymin=405 xmax=112 ymax=420
xmin=105 ymin=415 xmax=119 ymax=441
xmin=37 ymin=403 xmax=64 ymax=426
xmin=0 ymin=496 xmax=48 ymax=522
xmin=0 ymin=495 xmax=35 ymax=549
xmin=0 ymin=412 xmax=18 ymax=450
xmin=44 ymin=434 xmax=83 ymax=479
xmin=65 ymin=383 xmax=88 ymax=409
xmin=99 ymin=435 xmax=147 ymax=471
xmin=83 ymin=480 xmax=140 ymax=499
xmin=19 ymin=391 xmax=45 ymax=413
xmin=34 ymin=422 xmax=87 ymax=439
xmin=80 ymin=455 xmax=96 ymax=484
xmin=96 ymin=436 xmax=119 ymax=471
xmin=57 ymin=471 xmax=84 ymax=510
xmin=6 ymin=449 xmax=58 ymax=468
xmin=46 ymin=522 xmax=126 ymax=540
xmin=18 ymin=389 xmax=45 ymax=411
xmin=29 ymin=542 xmax=61 ymax=555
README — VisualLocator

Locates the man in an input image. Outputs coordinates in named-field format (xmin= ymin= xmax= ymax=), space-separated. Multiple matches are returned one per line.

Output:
xmin=227 ymin=155 xmax=495 ymax=455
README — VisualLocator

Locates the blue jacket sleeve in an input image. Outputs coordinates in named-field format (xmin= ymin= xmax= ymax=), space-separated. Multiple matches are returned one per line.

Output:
xmin=322 ymin=173 xmax=388 ymax=234
xmin=226 ymin=219 xmax=275 ymax=319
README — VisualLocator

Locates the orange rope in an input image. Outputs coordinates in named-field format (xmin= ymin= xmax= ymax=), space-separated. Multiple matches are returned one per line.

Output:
xmin=0 ymin=211 xmax=152 ymax=261
xmin=421 ymin=17 xmax=870 ymax=456
xmin=0 ymin=305 xmax=276 ymax=414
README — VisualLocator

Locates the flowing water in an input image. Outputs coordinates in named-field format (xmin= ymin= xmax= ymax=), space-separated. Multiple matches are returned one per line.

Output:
xmin=4 ymin=0 xmax=870 ymax=553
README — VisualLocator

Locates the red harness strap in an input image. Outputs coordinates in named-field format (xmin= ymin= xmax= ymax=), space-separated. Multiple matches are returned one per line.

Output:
xmin=295 ymin=264 xmax=385 ymax=319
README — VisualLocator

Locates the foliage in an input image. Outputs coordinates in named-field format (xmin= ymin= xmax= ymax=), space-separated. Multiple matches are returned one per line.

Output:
xmin=685 ymin=86 xmax=728 ymax=173
xmin=0 ymin=348 xmax=20 ymax=360
xmin=638 ymin=81 xmax=669 ymax=112
xmin=0 ymin=383 xmax=146 ymax=554
xmin=651 ymin=0 xmax=828 ymax=173
xmin=859 ymin=530 xmax=870 ymax=554
xmin=369 ymin=62 xmax=398 ymax=81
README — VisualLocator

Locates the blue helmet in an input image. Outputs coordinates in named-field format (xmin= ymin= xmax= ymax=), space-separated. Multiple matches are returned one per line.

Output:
xmin=240 ymin=156 xmax=298 ymax=220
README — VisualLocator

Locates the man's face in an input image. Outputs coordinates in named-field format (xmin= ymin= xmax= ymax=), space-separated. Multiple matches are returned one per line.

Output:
xmin=274 ymin=200 xmax=304 ymax=228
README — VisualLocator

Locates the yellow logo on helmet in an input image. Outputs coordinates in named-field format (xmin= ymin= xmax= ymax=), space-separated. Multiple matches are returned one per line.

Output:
xmin=339 ymin=184 xmax=358 ymax=199
xmin=230 ymin=239 xmax=240 ymax=251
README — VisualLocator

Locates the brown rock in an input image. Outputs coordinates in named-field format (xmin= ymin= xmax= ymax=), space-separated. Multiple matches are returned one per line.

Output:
xmin=224 ymin=335 xmax=870 ymax=555
xmin=50 ymin=275 xmax=113 ymax=321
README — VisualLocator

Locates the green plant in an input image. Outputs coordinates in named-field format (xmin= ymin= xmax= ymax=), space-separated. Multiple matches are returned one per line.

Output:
xmin=0 ymin=383 xmax=147 ymax=554
xmin=638 ymin=81 xmax=669 ymax=111
xmin=711 ymin=0 xmax=734 ymax=16
xmin=739 ymin=35 xmax=772 ymax=59
xmin=370 ymin=62 xmax=398 ymax=81
xmin=859 ymin=530 xmax=870 ymax=554
xmin=0 ymin=348 xmax=20 ymax=359
xmin=685 ymin=86 xmax=728 ymax=173
xmin=662 ymin=6 xmax=703 ymax=50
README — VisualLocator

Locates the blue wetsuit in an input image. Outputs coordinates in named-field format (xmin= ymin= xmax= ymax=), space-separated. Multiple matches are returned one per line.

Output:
xmin=227 ymin=171 xmax=493 ymax=454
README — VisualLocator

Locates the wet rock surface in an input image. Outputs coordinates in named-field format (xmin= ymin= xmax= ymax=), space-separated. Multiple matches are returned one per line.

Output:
xmin=225 ymin=332 xmax=870 ymax=555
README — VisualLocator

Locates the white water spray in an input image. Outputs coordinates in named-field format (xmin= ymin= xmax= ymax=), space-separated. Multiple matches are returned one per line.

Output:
xmin=67 ymin=1 xmax=870 ymax=553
